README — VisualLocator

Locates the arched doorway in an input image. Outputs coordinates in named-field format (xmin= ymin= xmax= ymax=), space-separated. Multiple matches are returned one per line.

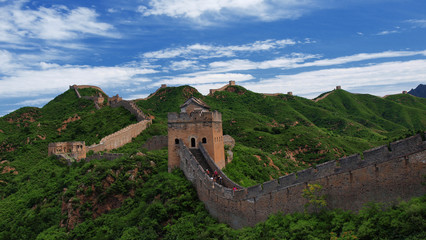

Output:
xmin=191 ymin=138 xmax=196 ymax=148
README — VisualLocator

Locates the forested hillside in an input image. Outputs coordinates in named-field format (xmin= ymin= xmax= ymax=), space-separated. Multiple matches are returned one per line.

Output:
xmin=137 ymin=85 xmax=426 ymax=186
xmin=0 ymin=85 xmax=425 ymax=239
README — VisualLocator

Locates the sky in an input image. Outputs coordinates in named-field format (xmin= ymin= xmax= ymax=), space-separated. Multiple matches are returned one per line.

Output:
xmin=0 ymin=0 xmax=425 ymax=116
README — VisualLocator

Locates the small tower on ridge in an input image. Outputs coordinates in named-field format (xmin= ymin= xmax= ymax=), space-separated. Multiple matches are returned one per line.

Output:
xmin=167 ymin=97 xmax=225 ymax=172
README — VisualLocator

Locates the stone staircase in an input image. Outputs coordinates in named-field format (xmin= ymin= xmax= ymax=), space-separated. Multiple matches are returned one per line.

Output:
xmin=111 ymin=100 xmax=148 ymax=122
xmin=190 ymin=149 xmax=212 ymax=173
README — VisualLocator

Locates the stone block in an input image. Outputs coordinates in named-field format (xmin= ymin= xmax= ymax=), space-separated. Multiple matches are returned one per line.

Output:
xmin=390 ymin=134 xmax=422 ymax=158
xmin=338 ymin=154 xmax=363 ymax=172
xmin=296 ymin=168 xmax=313 ymax=183
xmin=246 ymin=184 xmax=262 ymax=198
xmin=262 ymin=179 xmax=278 ymax=194
xmin=363 ymin=145 xmax=390 ymax=164
xmin=278 ymin=173 xmax=296 ymax=189
xmin=314 ymin=160 xmax=336 ymax=179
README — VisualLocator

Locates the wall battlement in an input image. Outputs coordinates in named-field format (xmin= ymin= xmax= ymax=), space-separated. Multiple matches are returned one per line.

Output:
xmin=48 ymin=141 xmax=86 ymax=160
xmin=168 ymin=111 xmax=222 ymax=123
xmin=209 ymin=81 xmax=235 ymax=95
xmin=178 ymin=133 xmax=426 ymax=229
xmin=70 ymin=85 xmax=108 ymax=96
xmin=110 ymin=98 xmax=148 ymax=121
xmin=87 ymin=119 xmax=151 ymax=152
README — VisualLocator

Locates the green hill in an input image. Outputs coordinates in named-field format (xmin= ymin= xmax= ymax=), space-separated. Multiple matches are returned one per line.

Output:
xmin=0 ymin=85 xmax=425 ymax=239
xmin=136 ymin=85 xmax=425 ymax=186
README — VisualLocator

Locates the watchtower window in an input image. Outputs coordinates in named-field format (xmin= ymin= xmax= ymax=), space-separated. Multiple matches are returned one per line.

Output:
xmin=191 ymin=138 xmax=196 ymax=148
xmin=202 ymin=137 xmax=207 ymax=144
xmin=175 ymin=139 xmax=179 ymax=144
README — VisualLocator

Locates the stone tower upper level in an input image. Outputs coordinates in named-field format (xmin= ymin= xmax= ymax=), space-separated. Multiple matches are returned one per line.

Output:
xmin=168 ymin=97 xmax=225 ymax=172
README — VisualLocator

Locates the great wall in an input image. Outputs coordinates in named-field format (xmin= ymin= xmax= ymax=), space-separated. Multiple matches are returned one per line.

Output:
xmin=178 ymin=133 xmax=426 ymax=229
xmin=48 ymin=83 xmax=425 ymax=229
xmin=48 ymin=85 xmax=152 ymax=160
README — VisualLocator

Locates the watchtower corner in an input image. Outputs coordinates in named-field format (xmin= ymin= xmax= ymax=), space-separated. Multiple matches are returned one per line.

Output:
xmin=168 ymin=97 xmax=226 ymax=172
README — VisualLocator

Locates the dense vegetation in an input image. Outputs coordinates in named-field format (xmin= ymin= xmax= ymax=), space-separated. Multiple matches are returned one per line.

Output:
xmin=137 ymin=85 xmax=426 ymax=186
xmin=0 ymin=85 xmax=425 ymax=239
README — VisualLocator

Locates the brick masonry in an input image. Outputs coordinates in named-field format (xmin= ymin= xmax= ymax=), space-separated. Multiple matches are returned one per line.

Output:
xmin=142 ymin=135 xmax=168 ymax=151
xmin=168 ymin=110 xmax=225 ymax=172
xmin=87 ymin=120 xmax=151 ymax=152
xmin=50 ymin=85 xmax=151 ymax=159
xmin=178 ymin=134 xmax=426 ymax=229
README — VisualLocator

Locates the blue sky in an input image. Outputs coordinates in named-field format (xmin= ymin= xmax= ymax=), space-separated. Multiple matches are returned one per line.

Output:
xmin=0 ymin=0 xmax=425 ymax=116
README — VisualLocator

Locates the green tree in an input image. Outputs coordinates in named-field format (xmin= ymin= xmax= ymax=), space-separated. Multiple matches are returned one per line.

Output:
xmin=302 ymin=183 xmax=327 ymax=213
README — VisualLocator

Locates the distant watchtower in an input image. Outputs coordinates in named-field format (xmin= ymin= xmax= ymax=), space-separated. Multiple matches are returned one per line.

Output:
xmin=168 ymin=97 xmax=225 ymax=172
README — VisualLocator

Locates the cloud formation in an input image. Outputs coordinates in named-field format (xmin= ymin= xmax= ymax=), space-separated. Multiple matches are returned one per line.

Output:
xmin=0 ymin=1 xmax=117 ymax=46
xmin=406 ymin=19 xmax=426 ymax=28
xmin=243 ymin=59 xmax=426 ymax=98
xmin=137 ymin=0 xmax=332 ymax=24
xmin=142 ymin=39 xmax=296 ymax=60
xmin=0 ymin=64 xmax=156 ymax=98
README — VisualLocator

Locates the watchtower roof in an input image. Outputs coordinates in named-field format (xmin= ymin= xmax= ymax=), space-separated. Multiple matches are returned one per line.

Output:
xmin=180 ymin=97 xmax=210 ymax=111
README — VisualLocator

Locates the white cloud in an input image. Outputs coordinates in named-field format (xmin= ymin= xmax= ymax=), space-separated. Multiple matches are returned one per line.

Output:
xmin=243 ymin=59 xmax=426 ymax=98
xmin=14 ymin=98 xmax=53 ymax=106
xmin=0 ymin=1 xmax=117 ymax=45
xmin=298 ymin=50 xmax=426 ymax=68
xmin=406 ymin=19 xmax=426 ymax=28
xmin=206 ymin=53 xmax=318 ymax=72
xmin=169 ymin=60 xmax=201 ymax=70
xmin=151 ymin=73 xmax=254 ymax=90
xmin=138 ymin=0 xmax=328 ymax=23
xmin=143 ymin=39 xmax=297 ymax=60
xmin=0 ymin=50 xmax=24 ymax=74
xmin=376 ymin=30 xmax=399 ymax=36
xmin=0 ymin=65 xmax=157 ymax=98
xmin=206 ymin=50 xmax=426 ymax=73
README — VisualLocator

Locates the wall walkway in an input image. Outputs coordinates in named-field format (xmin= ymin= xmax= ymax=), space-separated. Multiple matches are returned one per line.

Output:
xmin=178 ymin=134 xmax=426 ymax=229
xmin=87 ymin=119 xmax=151 ymax=152
xmin=110 ymin=100 xmax=148 ymax=122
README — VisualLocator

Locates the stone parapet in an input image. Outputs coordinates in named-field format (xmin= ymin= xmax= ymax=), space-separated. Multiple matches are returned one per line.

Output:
xmin=142 ymin=135 xmax=168 ymax=151
xmin=178 ymin=133 xmax=426 ymax=229
xmin=168 ymin=111 xmax=222 ymax=123
xmin=199 ymin=143 xmax=242 ymax=189
xmin=111 ymin=100 xmax=148 ymax=121
xmin=87 ymin=120 xmax=151 ymax=152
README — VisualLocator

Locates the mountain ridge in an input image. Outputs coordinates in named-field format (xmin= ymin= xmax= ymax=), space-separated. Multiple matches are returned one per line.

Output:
xmin=0 ymin=84 xmax=425 ymax=239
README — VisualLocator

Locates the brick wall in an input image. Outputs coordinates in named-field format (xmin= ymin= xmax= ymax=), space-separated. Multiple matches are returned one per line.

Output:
xmin=87 ymin=120 xmax=151 ymax=152
xmin=142 ymin=135 xmax=168 ymax=151
xmin=178 ymin=134 xmax=426 ymax=229
xmin=111 ymin=100 xmax=148 ymax=121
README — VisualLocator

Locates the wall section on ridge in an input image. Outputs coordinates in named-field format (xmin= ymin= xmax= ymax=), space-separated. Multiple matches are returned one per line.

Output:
xmin=178 ymin=134 xmax=426 ymax=229
xmin=87 ymin=120 xmax=151 ymax=152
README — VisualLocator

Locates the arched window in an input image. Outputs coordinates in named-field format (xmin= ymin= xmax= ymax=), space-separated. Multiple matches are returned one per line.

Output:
xmin=191 ymin=138 xmax=196 ymax=148
xmin=175 ymin=139 xmax=179 ymax=144
xmin=202 ymin=137 xmax=207 ymax=143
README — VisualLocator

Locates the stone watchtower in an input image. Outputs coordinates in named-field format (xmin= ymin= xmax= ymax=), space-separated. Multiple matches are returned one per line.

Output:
xmin=168 ymin=97 xmax=225 ymax=172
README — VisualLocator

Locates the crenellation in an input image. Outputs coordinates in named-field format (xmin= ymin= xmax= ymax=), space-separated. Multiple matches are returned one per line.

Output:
xmin=313 ymin=160 xmax=336 ymax=179
xmin=246 ymin=184 xmax=262 ymax=198
xmin=233 ymin=189 xmax=246 ymax=200
xmin=48 ymin=141 xmax=86 ymax=160
xmin=295 ymin=167 xmax=314 ymax=183
xmin=389 ymin=134 xmax=422 ymax=157
xmin=168 ymin=111 xmax=221 ymax=123
xmin=261 ymin=179 xmax=278 ymax=193
xmin=277 ymin=173 xmax=297 ymax=188
xmin=337 ymin=154 xmax=363 ymax=172
xmin=363 ymin=145 xmax=390 ymax=164
xmin=177 ymin=132 xmax=426 ymax=229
